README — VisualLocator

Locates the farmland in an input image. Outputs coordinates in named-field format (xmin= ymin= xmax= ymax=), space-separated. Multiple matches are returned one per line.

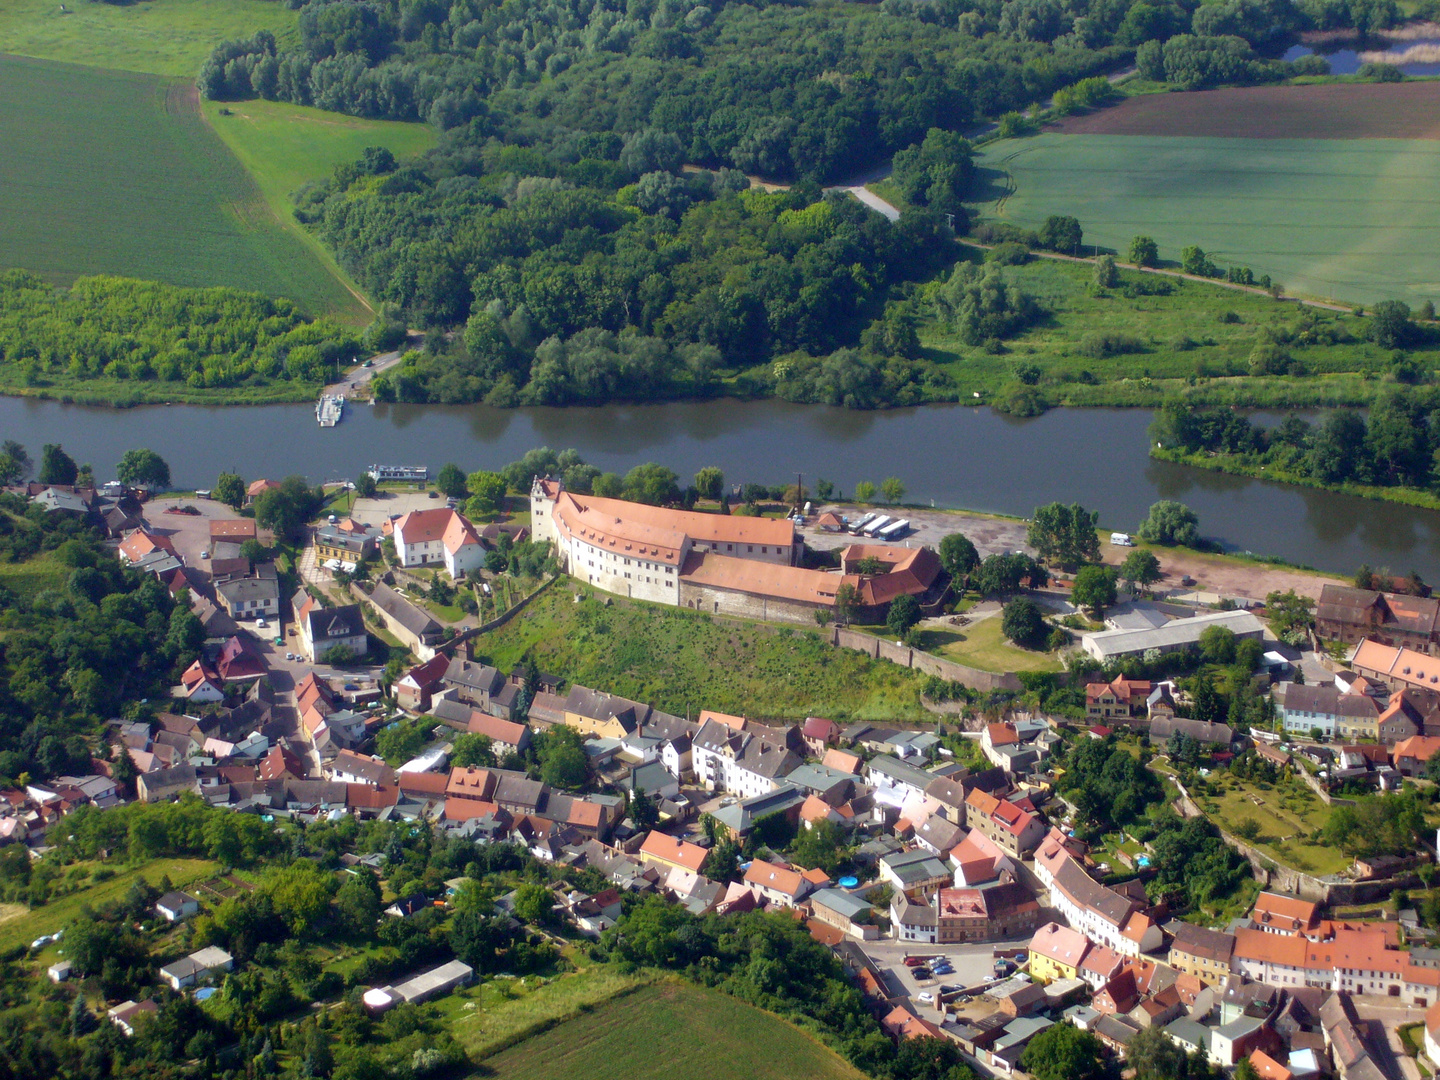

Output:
xmin=477 ymin=980 xmax=867 ymax=1080
xmin=970 ymin=124 xmax=1440 ymax=307
xmin=475 ymin=586 xmax=934 ymax=721
xmin=0 ymin=55 xmax=367 ymax=321
xmin=0 ymin=0 xmax=297 ymax=78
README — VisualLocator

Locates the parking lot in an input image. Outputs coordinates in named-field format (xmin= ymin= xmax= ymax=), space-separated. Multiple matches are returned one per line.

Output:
xmin=857 ymin=936 xmax=1029 ymax=1016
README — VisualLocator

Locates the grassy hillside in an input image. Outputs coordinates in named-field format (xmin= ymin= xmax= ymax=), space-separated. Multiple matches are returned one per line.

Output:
xmin=476 ymin=586 xmax=933 ymax=721
xmin=0 ymin=0 xmax=298 ymax=78
xmin=479 ymin=981 xmax=867 ymax=1080
xmin=971 ymin=132 xmax=1440 ymax=308
xmin=0 ymin=55 xmax=367 ymax=321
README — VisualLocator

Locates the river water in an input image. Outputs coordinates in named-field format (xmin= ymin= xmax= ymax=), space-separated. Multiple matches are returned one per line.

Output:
xmin=4 ymin=396 xmax=1439 ymax=580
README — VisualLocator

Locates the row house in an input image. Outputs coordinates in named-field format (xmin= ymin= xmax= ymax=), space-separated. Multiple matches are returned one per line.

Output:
xmin=1233 ymin=925 xmax=1440 ymax=1005
xmin=1168 ymin=922 xmax=1237 ymax=987
xmin=1046 ymin=854 xmax=1163 ymax=958
xmin=964 ymin=788 xmax=1046 ymax=859
xmin=692 ymin=718 xmax=801 ymax=798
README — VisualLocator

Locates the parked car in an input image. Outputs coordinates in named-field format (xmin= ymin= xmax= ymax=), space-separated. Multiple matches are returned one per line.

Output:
xmin=917 ymin=992 xmax=935 ymax=1004
xmin=932 ymin=961 xmax=954 ymax=974
xmin=913 ymin=967 xmax=932 ymax=980
xmin=903 ymin=957 xmax=925 ymax=967
xmin=939 ymin=984 xmax=961 ymax=994
xmin=256 ymin=617 xmax=268 ymax=628
xmin=285 ymin=652 xmax=295 ymax=661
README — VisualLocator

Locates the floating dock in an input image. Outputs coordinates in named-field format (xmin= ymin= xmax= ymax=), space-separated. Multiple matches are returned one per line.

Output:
xmin=317 ymin=395 xmax=345 ymax=427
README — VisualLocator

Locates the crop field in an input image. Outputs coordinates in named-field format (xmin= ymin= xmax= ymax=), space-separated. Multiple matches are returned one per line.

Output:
xmin=971 ymin=127 xmax=1440 ymax=307
xmin=0 ymin=0 xmax=297 ymax=78
xmin=0 ymin=56 xmax=367 ymax=320
xmin=478 ymin=981 xmax=867 ymax=1080
xmin=1054 ymin=83 xmax=1440 ymax=140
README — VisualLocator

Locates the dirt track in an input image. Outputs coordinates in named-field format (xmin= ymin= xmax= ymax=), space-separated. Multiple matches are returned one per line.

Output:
xmin=1052 ymin=83 xmax=1440 ymax=140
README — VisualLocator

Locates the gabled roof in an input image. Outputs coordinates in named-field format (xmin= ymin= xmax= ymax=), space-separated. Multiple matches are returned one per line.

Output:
xmin=743 ymin=858 xmax=806 ymax=899
xmin=638 ymin=830 xmax=707 ymax=873
xmin=1029 ymin=921 xmax=1090 ymax=968
xmin=1252 ymin=891 xmax=1319 ymax=933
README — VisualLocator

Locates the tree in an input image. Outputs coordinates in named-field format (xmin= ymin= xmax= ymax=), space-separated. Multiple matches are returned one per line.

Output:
xmin=1129 ymin=235 xmax=1159 ymax=267
xmin=1020 ymin=1022 xmax=1105 ymax=1080
xmin=1126 ymin=1025 xmax=1190 ymax=1080
xmin=513 ymin=882 xmax=554 ymax=925
xmin=1093 ymin=254 xmax=1118 ymax=289
xmin=466 ymin=470 xmax=507 ymax=515
xmin=116 ymin=448 xmax=171 ymax=489
xmin=1002 ymin=597 xmax=1047 ymax=648
xmin=435 ymin=463 xmax=468 ymax=499
xmin=540 ymin=727 xmax=588 ymax=789
xmin=694 ymin=466 xmax=725 ymax=501
xmin=887 ymin=594 xmax=922 ymax=638
xmin=1265 ymin=589 xmax=1316 ymax=645
xmin=451 ymin=732 xmax=495 ymax=768
xmin=38 ymin=443 xmax=78 ymax=486
xmin=1119 ymin=548 xmax=1162 ymax=591
xmin=880 ymin=476 xmax=906 ymax=504
xmin=623 ymin=462 xmax=680 ymax=505
xmin=334 ymin=869 xmax=381 ymax=935
xmin=854 ymin=480 xmax=876 ymax=503
xmin=213 ymin=472 xmax=246 ymax=509
xmin=1040 ymin=215 xmax=1083 ymax=255
xmin=834 ymin=582 xmax=858 ymax=626
xmin=1028 ymin=502 xmax=1101 ymax=570
xmin=939 ymin=532 xmax=980 ymax=587
xmin=1234 ymin=1059 xmax=1260 ymax=1080
xmin=354 ymin=472 xmax=378 ymax=499
xmin=254 ymin=476 xmax=324 ymax=540
xmin=630 ymin=786 xmax=660 ymax=830
xmin=1199 ymin=625 xmax=1237 ymax=664
xmin=1071 ymin=564 xmax=1117 ymax=617
xmin=1371 ymin=300 xmax=1414 ymax=349
xmin=1136 ymin=500 xmax=1200 ymax=546
xmin=0 ymin=440 xmax=31 ymax=485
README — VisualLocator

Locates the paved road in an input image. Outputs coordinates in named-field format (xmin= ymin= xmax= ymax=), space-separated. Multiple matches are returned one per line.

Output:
xmin=323 ymin=339 xmax=415 ymax=397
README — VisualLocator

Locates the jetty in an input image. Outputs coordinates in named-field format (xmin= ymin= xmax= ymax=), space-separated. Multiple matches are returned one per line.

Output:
xmin=316 ymin=395 xmax=345 ymax=427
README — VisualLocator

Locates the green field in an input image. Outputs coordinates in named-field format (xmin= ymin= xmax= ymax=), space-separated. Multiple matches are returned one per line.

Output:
xmin=972 ymin=133 xmax=1440 ymax=307
xmin=0 ymin=55 xmax=367 ymax=320
xmin=478 ymin=980 xmax=866 ymax=1080
xmin=477 ymin=586 xmax=933 ymax=720
xmin=913 ymin=616 xmax=1063 ymax=674
xmin=202 ymin=98 xmax=437 ymax=314
xmin=0 ymin=0 xmax=297 ymax=78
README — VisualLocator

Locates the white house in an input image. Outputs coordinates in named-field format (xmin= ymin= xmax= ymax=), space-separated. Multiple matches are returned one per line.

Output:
xmin=392 ymin=508 xmax=485 ymax=578
xmin=156 ymin=891 xmax=200 ymax=923
xmin=1047 ymin=856 xmax=1162 ymax=958
xmin=691 ymin=718 xmax=800 ymax=798
xmin=159 ymin=946 xmax=233 ymax=991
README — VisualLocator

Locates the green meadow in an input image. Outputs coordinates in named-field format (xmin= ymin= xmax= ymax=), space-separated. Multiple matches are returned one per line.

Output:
xmin=0 ymin=0 xmax=298 ymax=78
xmin=0 ymin=55 xmax=369 ymax=320
xmin=971 ymin=133 xmax=1440 ymax=308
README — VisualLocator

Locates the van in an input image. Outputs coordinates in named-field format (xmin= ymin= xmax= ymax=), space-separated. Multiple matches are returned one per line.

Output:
xmin=1110 ymin=532 xmax=1133 ymax=547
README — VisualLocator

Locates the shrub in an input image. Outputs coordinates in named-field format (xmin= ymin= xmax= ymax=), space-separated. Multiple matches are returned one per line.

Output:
xmin=986 ymin=242 xmax=1031 ymax=265
xmin=1078 ymin=331 xmax=1144 ymax=358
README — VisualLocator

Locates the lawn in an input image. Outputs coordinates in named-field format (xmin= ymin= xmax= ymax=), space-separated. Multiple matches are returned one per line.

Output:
xmin=477 ymin=979 xmax=866 ymax=1080
xmin=970 ymin=131 xmax=1440 ymax=307
xmin=0 ymin=858 xmax=217 ymax=955
xmin=476 ymin=586 xmax=934 ymax=720
xmin=0 ymin=548 xmax=69 ymax=603
xmin=918 ymin=250 xmax=1432 ymax=410
xmin=0 ymin=55 xmax=367 ymax=320
xmin=1200 ymin=774 xmax=1347 ymax=876
xmin=202 ymin=98 xmax=437 ymax=316
xmin=0 ymin=0 xmax=297 ymax=78
xmin=912 ymin=616 xmax=1062 ymax=674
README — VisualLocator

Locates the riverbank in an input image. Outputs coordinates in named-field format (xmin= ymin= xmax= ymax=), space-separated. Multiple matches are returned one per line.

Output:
xmin=0 ymin=379 xmax=318 ymax=408
xmin=1152 ymin=447 xmax=1440 ymax=513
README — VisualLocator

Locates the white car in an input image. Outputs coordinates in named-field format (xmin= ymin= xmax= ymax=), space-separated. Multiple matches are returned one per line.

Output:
xmin=30 ymin=935 xmax=52 ymax=950
xmin=285 ymin=652 xmax=295 ymax=661
xmin=256 ymin=617 xmax=268 ymax=628
xmin=917 ymin=992 xmax=935 ymax=1004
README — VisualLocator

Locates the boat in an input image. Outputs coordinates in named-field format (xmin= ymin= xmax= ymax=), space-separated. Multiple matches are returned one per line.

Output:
xmin=367 ymin=464 xmax=429 ymax=482
xmin=316 ymin=394 xmax=345 ymax=427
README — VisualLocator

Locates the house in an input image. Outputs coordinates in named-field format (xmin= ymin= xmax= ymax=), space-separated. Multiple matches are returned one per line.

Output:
xmin=1168 ymin=922 xmax=1236 ymax=987
xmin=315 ymin=518 xmax=381 ymax=563
xmin=936 ymin=882 xmax=1041 ymax=943
xmin=1149 ymin=716 xmax=1234 ymax=753
xmin=209 ymin=519 xmax=257 ymax=547
xmin=385 ymin=894 xmax=432 ymax=919
xmin=293 ymin=590 xmax=368 ymax=663
xmin=246 ymin=478 xmax=281 ymax=504
xmin=1046 ymin=853 xmax=1164 ymax=957
xmin=809 ymin=889 xmax=876 ymax=939
xmin=882 ymin=1004 xmax=944 ymax=1043
xmin=159 ymin=946 xmax=233 ymax=991
xmin=692 ymin=717 xmax=801 ymax=797
xmin=563 ymin=685 xmax=647 ymax=739
xmin=822 ymin=748 xmax=863 ymax=775
xmin=743 ymin=859 xmax=815 ymax=907
xmin=443 ymin=657 xmax=521 ymax=716
xmin=156 ymin=891 xmax=200 ymax=923
xmin=259 ymin=744 xmax=306 ymax=782
xmin=867 ymin=754 xmax=939 ymax=808
xmin=464 ymin=712 xmax=532 ymax=756
xmin=330 ymin=750 xmax=393 ymax=787
xmin=108 ymin=999 xmax=159 ymax=1037
xmin=215 ymin=571 xmax=280 ymax=623
xmin=363 ymin=581 xmax=444 ymax=652
xmin=119 ymin=530 xmax=178 ymax=566
xmin=1082 ymin=609 xmax=1265 ymax=662
xmin=1028 ymin=922 xmax=1091 ymax=984
xmin=393 ymin=508 xmax=486 ymax=578
xmin=1281 ymin=683 xmax=1382 ymax=740
xmin=1350 ymin=638 xmax=1440 ymax=696
xmin=707 ymin=786 xmax=807 ymax=839
xmin=878 ymin=848 xmax=952 ymax=898
xmin=1393 ymin=735 xmax=1440 ymax=776
xmin=215 ymin=635 xmax=266 ymax=682
xmin=1317 ymin=584 xmax=1440 ymax=653
xmin=637 ymin=830 xmax=708 ymax=875
xmin=965 ymin=788 xmax=1046 ymax=858
xmin=1250 ymin=892 xmax=1320 ymax=937
xmin=801 ymin=716 xmax=842 ymax=755
xmin=137 ymin=764 xmax=198 ymax=803
xmin=1085 ymin=677 xmax=1153 ymax=722
xmin=394 ymin=654 xmax=452 ymax=714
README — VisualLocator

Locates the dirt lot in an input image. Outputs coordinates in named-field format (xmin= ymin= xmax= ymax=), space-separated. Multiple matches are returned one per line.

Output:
xmin=1051 ymin=83 xmax=1440 ymax=140
xmin=808 ymin=503 xmax=1341 ymax=600
xmin=349 ymin=490 xmax=448 ymax=527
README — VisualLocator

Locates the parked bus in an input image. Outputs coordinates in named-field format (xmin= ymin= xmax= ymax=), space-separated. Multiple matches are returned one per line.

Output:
xmin=862 ymin=515 xmax=891 ymax=537
xmin=878 ymin=519 xmax=910 ymax=540
xmin=848 ymin=512 xmax=877 ymax=535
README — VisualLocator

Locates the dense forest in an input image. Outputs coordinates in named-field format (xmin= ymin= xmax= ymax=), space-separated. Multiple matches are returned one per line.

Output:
xmin=0 ymin=272 xmax=362 ymax=391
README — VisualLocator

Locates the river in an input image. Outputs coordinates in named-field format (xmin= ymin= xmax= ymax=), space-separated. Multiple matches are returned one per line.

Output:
xmin=5 ymin=396 xmax=1440 ymax=580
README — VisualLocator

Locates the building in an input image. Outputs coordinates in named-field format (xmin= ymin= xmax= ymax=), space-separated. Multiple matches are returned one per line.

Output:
xmin=743 ymin=859 xmax=815 ymax=907
xmin=1082 ymin=609 xmax=1266 ymax=662
xmin=1281 ymin=683 xmax=1382 ymax=740
xmin=394 ymin=654 xmax=451 ymax=714
xmin=692 ymin=717 xmax=801 ymax=797
xmin=159 ymin=947 xmax=233 ymax=991
xmin=1250 ymin=892 xmax=1320 ymax=937
xmin=1028 ymin=922 xmax=1091 ymax=984
xmin=1317 ymin=585 xmax=1440 ymax=653
xmin=637 ymin=830 xmax=708 ymax=875
xmin=1046 ymin=855 xmax=1163 ymax=958
xmin=330 ymin=750 xmax=394 ymax=786
xmin=531 ymin=478 xmax=799 ymax=606
xmin=156 ymin=891 xmax=200 ymax=923
xmin=315 ymin=518 xmax=381 ymax=563
xmin=1168 ymin=922 xmax=1236 ymax=987
xmin=369 ymin=959 xmax=474 ymax=1008
xmin=293 ymin=590 xmax=368 ymax=663
xmin=1351 ymin=639 xmax=1440 ymax=695
xmin=965 ymin=788 xmax=1046 ymax=858
xmin=1085 ymin=677 xmax=1153 ymax=722
xmin=108 ymin=1000 xmax=159 ymax=1037
xmin=878 ymin=848 xmax=952 ymax=898
xmin=809 ymin=889 xmax=876 ymax=939
xmin=363 ymin=581 xmax=444 ymax=652
xmin=936 ymin=882 xmax=1041 ymax=943
xmin=1393 ymin=735 xmax=1440 ymax=776
xmin=215 ymin=572 xmax=280 ymax=623
xmin=392 ymin=508 xmax=486 ymax=578
xmin=1149 ymin=717 xmax=1234 ymax=753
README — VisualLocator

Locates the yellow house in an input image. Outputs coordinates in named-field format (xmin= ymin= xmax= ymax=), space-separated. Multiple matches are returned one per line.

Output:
xmin=563 ymin=685 xmax=643 ymax=738
xmin=1027 ymin=922 xmax=1090 ymax=985
xmin=315 ymin=519 xmax=381 ymax=563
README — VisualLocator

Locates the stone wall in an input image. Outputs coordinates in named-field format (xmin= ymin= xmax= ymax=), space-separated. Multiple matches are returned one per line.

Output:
xmin=831 ymin=627 xmax=1026 ymax=693
xmin=679 ymin=582 xmax=822 ymax=625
